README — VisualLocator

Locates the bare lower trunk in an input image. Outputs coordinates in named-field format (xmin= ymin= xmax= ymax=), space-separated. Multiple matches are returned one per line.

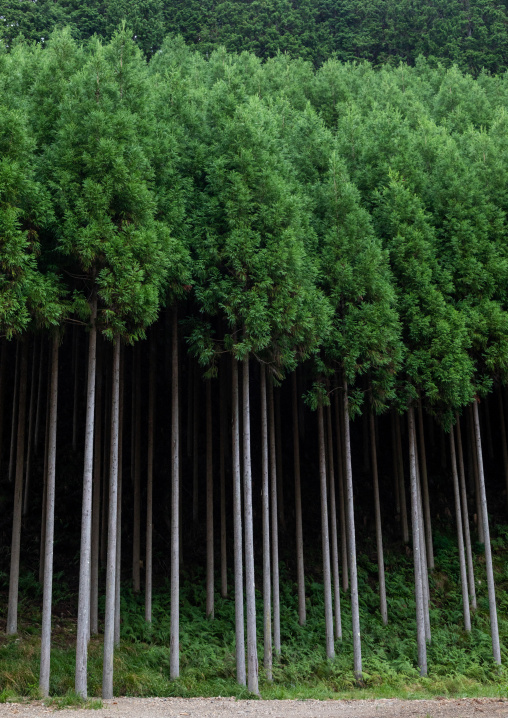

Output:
xmin=318 ymin=403 xmax=334 ymax=660
xmin=23 ymin=338 xmax=38 ymax=517
xmin=408 ymin=406 xmax=427 ymax=677
xmin=75 ymin=295 xmax=98 ymax=698
xmin=343 ymin=374 xmax=362 ymax=680
xmin=415 ymin=453 xmax=431 ymax=644
xmin=396 ymin=413 xmax=409 ymax=544
xmin=39 ymin=363 xmax=51 ymax=586
xmin=334 ymin=390 xmax=348 ymax=592
xmin=170 ymin=307 xmax=180 ymax=679
xmin=39 ymin=335 xmax=59 ymax=696
xmin=260 ymin=365 xmax=272 ymax=680
xmin=114 ymin=350 xmax=124 ymax=647
xmin=268 ymin=380 xmax=281 ymax=655
xmin=243 ymin=358 xmax=259 ymax=695
xmin=206 ymin=380 xmax=214 ymax=619
xmin=102 ymin=337 xmax=121 ymax=699
xmin=275 ymin=390 xmax=285 ymax=531
xmin=326 ymin=402 xmax=342 ymax=640
xmin=6 ymin=340 xmax=28 ymax=634
xmin=145 ymin=336 xmax=155 ymax=623
xmin=417 ymin=401 xmax=434 ymax=570
xmin=449 ymin=429 xmax=471 ymax=632
xmin=370 ymin=410 xmax=387 ymax=626
xmin=292 ymin=373 xmax=305 ymax=626
xmin=391 ymin=413 xmax=401 ymax=517
xmin=90 ymin=339 xmax=102 ymax=636
xmin=132 ymin=349 xmax=141 ymax=594
xmin=469 ymin=405 xmax=484 ymax=543
xmin=220 ymin=365 xmax=227 ymax=599
xmin=232 ymin=358 xmax=246 ymax=686
xmin=455 ymin=415 xmax=476 ymax=611
xmin=472 ymin=401 xmax=501 ymax=665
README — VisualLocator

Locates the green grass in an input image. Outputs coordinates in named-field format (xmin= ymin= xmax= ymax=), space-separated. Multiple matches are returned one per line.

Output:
xmin=1 ymin=527 xmax=508 ymax=700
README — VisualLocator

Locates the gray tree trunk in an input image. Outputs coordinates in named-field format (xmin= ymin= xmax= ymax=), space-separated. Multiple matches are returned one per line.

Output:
xmin=231 ymin=357 xmax=246 ymax=686
xmin=102 ymin=336 xmax=121 ymax=699
xmin=220 ymin=364 xmax=228 ymax=599
xmin=408 ymin=406 xmax=427 ymax=676
xmin=318 ymin=402 xmax=334 ymax=660
xmin=90 ymin=339 xmax=103 ymax=636
xmin=275 ymin=390 xmax=285 ymax=531
xmin=75 ymin=295 xmax=98 ymax=698
xmin=468 ymin=405 xmax=484 ymax=543
xmin=472 ymin=401 xmax=501 ymax=665
xmin=391 ymin=412 xmax=401 ymax=517
xmin=260 ymin=365 xmax=272 ymax=680
xmin=39 ymin=361 xmax=51 ymax=586
xmin=132 ymin=349 xmax=141 ymax=593
xmin=396 ymin=413 xmax=409 ymax=544
xmin=370 ymin=410 xmax=387 ymax=626
xmin=449 ymin=428 xmax=471 ymax=632
xmin=145 ymin=335 xmax=155 ymax=623
xmin=170 ymin=306 xmax=180 ymax=678
xmin=334 ymin=390 xmax=348 ymax=592
xmin=114 ymin=349 xmax=124 ymax=647
xmin=268 ymin=379 xmax=281 ymax=655
xmin=455 ymin=415 xmax=476 ymax=611
xmin=206 ymin=379 xmax=214 ymax=619
xmin=326 ymin=402 xmax=342 ymax=640
xmin=242 ymin=358 xmax=259 ymax=695
xmin=417 ymin=401 xmax=434 ymax=570
xmin=292 ymin=372 xmax=305 ymax=626
xmin=39 ymin=335 xmax=59 ymax=696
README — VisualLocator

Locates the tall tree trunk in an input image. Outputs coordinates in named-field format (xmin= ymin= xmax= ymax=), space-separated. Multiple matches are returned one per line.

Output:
xmin=192 ymin=364 xmax=199 ymax=527
xmin=90 ymin=338 xmax=103 ymax=636
xmin=260 ymin=365 xmax=272 ymax=680
xmin=39 ymin=335 xmax=59 ymax=696
xmin=39 ymin=362 xmax=51 ymax=586
xmin=132 ymin=348 xmax=141 ymax=593
xmin=455 ymin=415 xmax=477 ymax=611
xmin=6 ymin=340 xmax=28 ymax=634
xmin=292 ymin=372 xmax=305 ymax=626
xmin=472 ymin=401 xmax=501 ymax=665
xmin=408 ymin=406 xmax=427 ymax=676
xmin=449 ymin=428 xmax=471 ymax=632
xmin=391 ymin=412 xmax=401 ymax=519
xmin=75 ymin=294 xmax=98 ymax=699
xmin=101 ymin=360 xmax=110 ymax=568
xmin=318 ymin=402 xmax=334 ymax=660
xmin=8 ymin=340 xmax=20 ymax=483
xmin=170 ymin=306 xmax=180 ymax=679
xmin=334 ymin=390 xmax=348 ymax=592
xmin=219 ymin=363 xmax=227 ymax=599
xmin=145 ymin=335 xmax=155 ymax=623
xmin=396 ymin=413 xmax=409 ymax=544
xmin=326 ymin=402 xmax=342 ymax=640
xmin=268 ymin=379 xmax=281 ymax=656
xmin=468 ymin=405 xmax=484 ymax=543
xmin=232 ymin=357 xmax=246 ymax=686
xmin=417 ymin=400 xmax=434 ymax=570
xmin=102 ymin=336 xmax=121 ymax=699
xmin=243 ymin=358 xmax=259 ymax=695
xmin=206 ymin=379 xmax=214 ymax=619
xmin=343 ymin=373 xmax=362 ymax=680
xmin=415 ymin=454 xmax=431 ymax=644
xmin=370 ymin=409 xmax=387 ymax=626
xmin=114 ymin=349 xmax=124 ymax=647
xmin=275 ymin=390 xmax=285 ymax=531
xmin=23 ymin=338 xmax=38 ymax=517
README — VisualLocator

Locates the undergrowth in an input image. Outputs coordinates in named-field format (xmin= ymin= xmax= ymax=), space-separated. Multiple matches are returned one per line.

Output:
xmin=1 ymin=527 xmax=508 ymax=699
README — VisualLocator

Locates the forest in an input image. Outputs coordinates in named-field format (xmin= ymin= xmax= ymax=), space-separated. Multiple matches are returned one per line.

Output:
xmin=1 ymin=19 xmax=508 ymax=703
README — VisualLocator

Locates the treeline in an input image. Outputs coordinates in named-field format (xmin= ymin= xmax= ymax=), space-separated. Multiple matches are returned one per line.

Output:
xmin=2 ymin=0 xmax=508 ymax=73
xmin=1 ymin=28 xmax=508 ymax=699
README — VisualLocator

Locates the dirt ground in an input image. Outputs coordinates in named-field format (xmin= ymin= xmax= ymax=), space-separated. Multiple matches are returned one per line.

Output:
xmin=1 ymin=697 xmax=507 ymax=718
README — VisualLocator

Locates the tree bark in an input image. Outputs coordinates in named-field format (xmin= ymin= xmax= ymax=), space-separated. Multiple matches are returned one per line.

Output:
xmin=90 ymin=338 xmax=103 ymax=636
xmin=455 ymin=415 xmax=477 ymax=611
xmin=391 ymin=411 xmax=401 ymax=518
xmin=39 ymin=361 xmax=51 ymax=586
xmin=260 ymin=365 xmax=272 ymax=680
xmin=275 ymin=390 xmax=285 ymax=531
xmin=408 ymin=406 xmax=427 ymax=677
xmin=468 ymin=405 xmax=484 ymax=543
xmin=132 ymin=348 xmax=141 ymax=594
xmin=449 ymin=428 xmax=471 ymax=632
xmin=334 ymin=390 xmax=348 ymax=592
xmin=417 ymin=400 xmax=434 ymax=570
xmin=292 ymin=372 xmax=305 ymax=626
xmin=243 ymin=358 xmax=259 ymax=695
xmin=396 ymin=412 xmax=409 ymax=544
xmin=232 ymin=357 xmax=246 ymax=686
xmin=102 ymin=336 xmax=121 ymax=699
xmin=268 ymin=379 xmax=281 ymax=655
xmin=206 ymin=379 xmax=214 ymax=619
xmin=370 ymin=409 xmax=387 ymax=626
xmin=472 ymin=400 xmax=501 ymax=664
xmin=145 ymin=334 xmax=155 ymax=623
xmin=219 ymin=364 xmax=227 ymax=599
xmin=318 ymin=402 xmax=334 ymax=660
xmin=75 ymin=294 xmax=98 ymax=698
xmin=342 ymin=374 xmax=362 ymax=680
xmin=39 ymin=335 xmax=59 ymax=696
xmin=170 ymin=306 xmax=180 ymax=678
xmin=326 ymin=402 xmax=342 ymax=640
xmin=114 ymin=348 xmax=124 ymax=647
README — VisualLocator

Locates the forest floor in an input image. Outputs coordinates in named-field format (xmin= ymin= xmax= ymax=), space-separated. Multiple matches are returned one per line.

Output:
xmin=1 ymin=697 xmax=508 ymax=717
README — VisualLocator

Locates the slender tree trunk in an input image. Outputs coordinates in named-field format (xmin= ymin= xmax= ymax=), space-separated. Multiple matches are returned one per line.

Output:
xmin=34 ymin=339 xmax=45 ymax=456
xmin=170 ymin=306 xmax=180 ymax=679
xmin=343 ymin=374 xmax=362 ymax=680
xmin=72 ymin=328 xmax=79 ymax=452
xmin=318 ymin=402 xmax=334 ymax=660
xmin=417 ymin=401 xmax=434 ymax=570
xmin=90 ymin=339 xmax=103 ymax=636
xmin=75 ymin=294 xmax=98 ymax=698
xmin=268 ymin=379 xmax=281 ymax=655
xmin=243 ymin=358 xmax=259 ymax=695
xmin=8 ymin=340 xmax=20 ymax=483
xmin=6 ymin=340 xmax=28 ymax=634
xmin=391 ymin=412 xmax=401 ymax=518
xmin=102 ymin=337 xmax=120 ymax=699
xmin=334 ymin=390 xmax=348 ymax=592
xmin=275 ymin=390 xmax=285 ymax=531
xmin=23 ymin=338 xmax=38 ymax=517
xmin=327 ymin=402 xmax=342 ymax=640
xmin=114 ymin=349 xmax=124 ymax=647
xmin=396 ymin=413 xmax=409 ymax=544
xmin=408 ymin=406 xmax=427 ymax=676
xmin=101 ymin=362 xmax=110 ymax=568
xmin=449 ymin=429 xmax=471 ymax=632
xmin=206 ymin=379 xmax=214 ymax=619
xmin=455 ymin=415 xmax=476 ymax=611
xmin=260 ymin=365 xmax=272 ymax=680
xmin=497 ymin=390 xmax=508 ymax=513
xmin=472 ymin=401 xmax=501 ymax=664
xmin=39 ymin=363 xmax=51 ymax=586
xmin=145 ymin=335 xmax=155 ymax=623
xmin=468 ymin=405 xmax=484 ymax=543
xmin=232 ymin=357 xmax=246 ymax=686
xmin=132 ymin=349 xmax=141 ymax=593
xmin=370 ymin=409 xmax=387 ymax=626
xmin=292 ymin=372 xmax=305 ymax=626
xmin=39 ymin=335 xmax=59 ymax=696
xmin=415 ymin=453 xmax=431 ymax=644
xmin=220 ymin=364 xmax=227 ymax=599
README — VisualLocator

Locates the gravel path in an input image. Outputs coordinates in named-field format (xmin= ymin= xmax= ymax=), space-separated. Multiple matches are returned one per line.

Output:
xmin=1 ymin=698 xmax=507 ymax=718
